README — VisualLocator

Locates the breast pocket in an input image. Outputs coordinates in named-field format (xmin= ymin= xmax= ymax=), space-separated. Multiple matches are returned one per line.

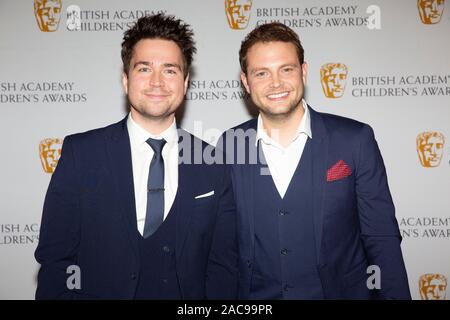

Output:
xmin=193 ymin=195 xmax=216 ymax=207
xmin=325 ymin=174 xmax=355 ymax=210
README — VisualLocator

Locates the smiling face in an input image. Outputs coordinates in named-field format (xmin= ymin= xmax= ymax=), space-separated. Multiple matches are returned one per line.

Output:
xmin=122 ymin=39 xmax=189 ymax=126
xmin=240 ymin=41 xmax=307 ymax=120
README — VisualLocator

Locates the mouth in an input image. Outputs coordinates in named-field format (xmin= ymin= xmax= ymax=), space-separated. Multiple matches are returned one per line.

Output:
xmin=266 ymin=91 xmax=289 ymax=101
xmin=144 ymin=92 xmax=170 ymax=101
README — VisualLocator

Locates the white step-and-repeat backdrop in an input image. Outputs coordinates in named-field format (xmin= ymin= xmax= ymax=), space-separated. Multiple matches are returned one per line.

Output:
xmin=0 ymin=0 xmax=449 ymax=299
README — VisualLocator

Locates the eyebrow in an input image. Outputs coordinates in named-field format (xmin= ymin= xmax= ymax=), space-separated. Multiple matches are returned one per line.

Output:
xmin=133 ymin=61 xmax=151 ymax=68
xmin=133 ymin=61 xmax=182 ymax=71
xmin=250 ymin=63 xmax=299 ymax=75
xmin=163 ymin=63 xmax=182 ymax=71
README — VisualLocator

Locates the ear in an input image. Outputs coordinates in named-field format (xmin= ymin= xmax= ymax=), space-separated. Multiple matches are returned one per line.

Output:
xmin=240 ymin=72 xmax=251 ymax=94
xmin=122 ymin=72 xmax=128 ymax=95
xmin=184 ymin=73 xmax=190 ymax=95
xmin=301 ymin=62 xmax=308 ymax=85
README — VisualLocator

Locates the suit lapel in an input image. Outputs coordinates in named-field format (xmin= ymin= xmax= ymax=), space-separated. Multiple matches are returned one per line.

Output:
xmin=309 ymin=107 xmax=329 ymax=265
xmin=105 ymin=117 xmax=139 ymax=260
xmin=245 ymin=121 xmax=259 ymax=251
xmin=248 ymin=130 xmax=259 ymax=251
xmin=175 ymin=130 xmax=198 ymax=261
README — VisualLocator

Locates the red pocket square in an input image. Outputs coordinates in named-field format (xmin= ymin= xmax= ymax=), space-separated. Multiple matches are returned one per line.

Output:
xmin=327 ymin=160 xmax=352 ymax=182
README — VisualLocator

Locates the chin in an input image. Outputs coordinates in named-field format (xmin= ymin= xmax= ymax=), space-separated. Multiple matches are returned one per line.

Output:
xmin=264 ymin=110 xmax=293 ymax=119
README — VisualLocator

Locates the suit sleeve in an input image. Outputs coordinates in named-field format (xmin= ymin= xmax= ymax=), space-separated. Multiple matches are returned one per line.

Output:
xmin=34 ymin=136 xmax=81 ymax=299
xmin=356 ymin=124 xmax=411 ymax=299
xmin=205 ymin=161 xmax=238 ymax=299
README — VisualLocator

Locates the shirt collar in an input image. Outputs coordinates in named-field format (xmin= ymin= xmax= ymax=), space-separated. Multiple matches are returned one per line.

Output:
xmin=127 ymin=113 xmax=179 ymax=148
xmin=256 ymin=99 xmax=312 ymax=148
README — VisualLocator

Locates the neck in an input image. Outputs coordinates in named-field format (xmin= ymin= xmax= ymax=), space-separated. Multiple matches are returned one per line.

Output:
xmin=260 ymin=104 xmax=305 ymax=148
xmin=130 ymin=110 xmax=174 ymax=136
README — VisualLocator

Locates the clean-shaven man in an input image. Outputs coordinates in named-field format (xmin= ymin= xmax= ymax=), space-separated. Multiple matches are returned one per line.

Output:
xmin=220 ymin=22 xmax=410 ymax=299
xmin=35 ymin=14 xmax=237 ymax=299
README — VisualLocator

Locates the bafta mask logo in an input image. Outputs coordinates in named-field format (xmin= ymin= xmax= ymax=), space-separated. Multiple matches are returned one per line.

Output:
xmin=225 ymin=0 xmax=253 ymax=30
xmin=39 ymin=138 xmax=63 ymax=173
xmin=418 ymin=0 xmax=445 ymax=24
xmin=34 ymin=0 xmax=62 ymax=32
xmin=320 ymin=63 xmax=348 ymax=99
xmin=419 ymin=274 xmax=448 ymax=300
xmin=416 ymin=132 xmax=445 ymax=168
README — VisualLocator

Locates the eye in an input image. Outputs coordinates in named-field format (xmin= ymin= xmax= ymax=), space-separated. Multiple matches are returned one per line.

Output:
xmin=164 ymin=68 xmax=178 ymax=75
xmin=254 ymin=71 xmax=267 ymax=78
xmin=138 ymin=67 xmax=150 ymax=72
xmin=282 ymin=67 xmax=294 ymax=73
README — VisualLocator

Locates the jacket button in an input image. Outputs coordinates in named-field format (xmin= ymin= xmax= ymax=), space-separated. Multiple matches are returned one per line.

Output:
xmin=247 ymin=260 xmax=252 ymax=268
xmin=279 ymin=210 xmax=288 ymax=216
xmin=281 ymin=248 xmax=289 ymax=255
xmin=131 ymin=273 xmax=137 ymax=280
xmin=163 ymin=245 xmax=171 ymax=253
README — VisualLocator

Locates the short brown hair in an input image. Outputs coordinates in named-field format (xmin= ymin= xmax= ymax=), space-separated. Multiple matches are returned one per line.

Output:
xmin=121 ymin=13 xmax=196 ymax=77
xmin=239 ymin=22 xmax=304 ymax=75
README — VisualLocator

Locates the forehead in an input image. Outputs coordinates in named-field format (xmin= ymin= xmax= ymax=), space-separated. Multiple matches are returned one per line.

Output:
xmin=42 ymin=142 xmax=60 ymax=151
xmin=40 ymin=0 xmax=61 ymax=7
xmin=229 ymin=0 xmax=251 ymax=6
xmin=420 ymin=0 xmax=443 ymax=5
xmin=332 ymin=66 xmax=346 ymax=72
xmin=429 ymin=278 xmax=445 ymax=285
xmin=49 ymin=142 xmax=61 ymax=148
xmin=247 ymin=41 xmax=299 ymax=66
xmin=131 ymin=39 xmax=183 ymax=63
xmin=427 ymin=135 xmax=443 ymax=143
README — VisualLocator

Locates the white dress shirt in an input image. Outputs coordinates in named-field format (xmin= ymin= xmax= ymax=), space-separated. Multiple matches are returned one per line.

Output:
xmin=127 ymin=114 xmax=179 ymax=236
xmin=256 ymin=100 xmax=312 ymax=199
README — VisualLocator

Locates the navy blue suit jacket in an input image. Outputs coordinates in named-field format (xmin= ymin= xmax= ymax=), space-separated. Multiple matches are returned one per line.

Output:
xmin=35 ymin=117 xmax=238 ymax=299
xmin=220 ymin=107 xmax=411 ymax=299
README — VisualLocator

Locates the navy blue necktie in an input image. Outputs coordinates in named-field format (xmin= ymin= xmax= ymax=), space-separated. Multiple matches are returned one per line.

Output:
xmin=143 ymin=138 xmax=166 ymax=238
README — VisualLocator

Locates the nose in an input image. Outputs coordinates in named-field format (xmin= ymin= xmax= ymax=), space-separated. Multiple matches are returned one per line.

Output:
xmin=431 ymin=2 xmax=437 ymax=11
xmin=149 ymin=71 xmax=163 ymax=87
xmin=430 ymin=144 xmax=437 ymax=156
xmin=270 ymin=73 xmax=281 ymax=88
xmin=432 ymin=287 xmax=441 ymax=299
xmin=238 ymin=7 xmax=244 ymax=18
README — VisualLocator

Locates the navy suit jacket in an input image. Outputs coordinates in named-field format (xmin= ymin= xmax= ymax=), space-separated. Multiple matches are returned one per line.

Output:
xmin=220 ymin=107 xmax=411 ymax=299
xmin=35 ymin=117 xmax=238 ymax=299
